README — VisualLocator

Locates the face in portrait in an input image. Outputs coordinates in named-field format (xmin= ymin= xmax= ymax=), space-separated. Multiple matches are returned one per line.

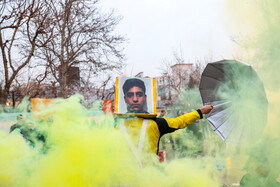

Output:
xmin=123 ymin=78 xmax=148 ymax=114
xmin=116 ymin=77 xmax=155 ymax=115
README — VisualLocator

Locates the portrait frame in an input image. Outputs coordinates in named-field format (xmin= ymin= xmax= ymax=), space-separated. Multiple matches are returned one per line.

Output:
xmin=115 ymin=77 xmax=157 ymax=118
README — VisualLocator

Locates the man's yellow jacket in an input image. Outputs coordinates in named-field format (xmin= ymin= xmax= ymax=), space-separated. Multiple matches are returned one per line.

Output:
xmin=116 ymin=110 xmax=203 ymax=154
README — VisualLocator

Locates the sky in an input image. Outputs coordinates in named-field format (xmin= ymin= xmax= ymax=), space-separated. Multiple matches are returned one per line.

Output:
xmin=101 ymin=0 xmax=235 ymax=77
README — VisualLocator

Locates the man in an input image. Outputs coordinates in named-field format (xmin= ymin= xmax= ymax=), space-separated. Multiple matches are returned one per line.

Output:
xmin=117 ymin=104 xmax=213 ymax=155
xmin=123 ymin=78 xmax=148 ymax=114
xmin=9 ymin=114 xmax=25 ymax=133
xmin=10 ymin=115 xmax=45 ymax=147
xmin=19 ymin=122 xmax=46 ymax=147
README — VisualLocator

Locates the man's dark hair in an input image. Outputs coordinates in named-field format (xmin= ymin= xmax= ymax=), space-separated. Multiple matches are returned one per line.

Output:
xmin=123 ymin=78 xmax=146 ymax=95
xmin=17 ymin=114 xmax=23 ymax=120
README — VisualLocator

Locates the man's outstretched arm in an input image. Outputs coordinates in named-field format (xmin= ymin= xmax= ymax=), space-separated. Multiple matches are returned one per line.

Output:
xmin=157 ymin=105 xmax=213 ymax=134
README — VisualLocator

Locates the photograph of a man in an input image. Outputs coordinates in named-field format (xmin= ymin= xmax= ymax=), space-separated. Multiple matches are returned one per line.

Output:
xmin=123 ymin=78 xmax=149 ymax=114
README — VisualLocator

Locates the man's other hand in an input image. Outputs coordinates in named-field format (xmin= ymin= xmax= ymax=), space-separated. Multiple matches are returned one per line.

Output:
xmin=200 ymin=105 xmax=213 ymax=114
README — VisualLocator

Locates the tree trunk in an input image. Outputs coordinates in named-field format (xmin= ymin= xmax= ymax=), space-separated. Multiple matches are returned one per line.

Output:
xmin=61 ymin=64 xmax=68 ymax=98
xmin=0 ymin=90 xmax=7 ymax=105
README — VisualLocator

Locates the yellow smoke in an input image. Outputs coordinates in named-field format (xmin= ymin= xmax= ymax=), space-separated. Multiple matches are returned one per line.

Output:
xmin=2 ymin=1 xmax=280 ymax=185
xmin=0 ymin=95 xmax=219 ymax=187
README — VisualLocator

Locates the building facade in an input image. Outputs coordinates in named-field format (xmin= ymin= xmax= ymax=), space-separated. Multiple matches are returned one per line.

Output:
xmin=156 ymin=63 xmax=193 ymax=109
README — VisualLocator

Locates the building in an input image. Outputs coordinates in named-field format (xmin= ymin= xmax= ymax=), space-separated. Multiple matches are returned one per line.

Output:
xmin=156 ymin=63 xmax=194 ymax=109
xmin=156 ymin=74 xmax=172 ymax=109
xmin=170 ymin=63 xmax=193 ymax=98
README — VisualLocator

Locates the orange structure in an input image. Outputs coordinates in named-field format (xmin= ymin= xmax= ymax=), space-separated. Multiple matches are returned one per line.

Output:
xmin=103 ymin=100 xmax=113 ymax=114
xmin=158 ymin=150 xmax=166 ymax=162
xmin=31 ymin=98 xmax=58 ymax=123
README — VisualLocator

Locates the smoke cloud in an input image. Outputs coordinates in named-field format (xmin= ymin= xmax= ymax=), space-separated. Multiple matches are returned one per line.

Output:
xmin=0 ymin=95 xmax=219 ymax=187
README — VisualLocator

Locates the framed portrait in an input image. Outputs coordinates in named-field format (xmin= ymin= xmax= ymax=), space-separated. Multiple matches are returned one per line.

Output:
xmin=115 ymin=77 xmax=157 ymax=118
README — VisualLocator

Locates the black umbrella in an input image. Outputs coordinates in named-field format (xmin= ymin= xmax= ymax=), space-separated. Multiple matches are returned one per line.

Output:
xmin=199 ymin=59 xmax=268 ymax=145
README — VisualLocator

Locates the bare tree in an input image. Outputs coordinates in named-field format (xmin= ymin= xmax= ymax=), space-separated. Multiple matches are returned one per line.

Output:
xmin=188 ymin=56 xmax=211 ymax=88
xmin=159 ymin=50 xmax=192 ymax=100
xmin=9 ymin=69 xmax=49 ymax=106
xmin=37 ymin=0 xmax=126 ymax=98
xmin=159 ymin=50 xmax=211 ymax=101
xmin=0 ymin=0 xmax=52 ymax=105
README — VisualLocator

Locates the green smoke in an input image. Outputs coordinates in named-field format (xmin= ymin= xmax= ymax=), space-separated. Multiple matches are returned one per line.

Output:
xmin=224 ymin=0 xmax=280 ymax=185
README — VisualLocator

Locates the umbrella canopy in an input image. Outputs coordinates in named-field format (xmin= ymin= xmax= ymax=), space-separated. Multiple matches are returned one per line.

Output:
xmin=199 ymin=59 xmax=268 ymax=145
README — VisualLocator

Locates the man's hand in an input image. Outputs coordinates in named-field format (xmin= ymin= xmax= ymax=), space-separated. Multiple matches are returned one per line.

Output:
xmin=200 ymin=105 xmax=213 ymax=114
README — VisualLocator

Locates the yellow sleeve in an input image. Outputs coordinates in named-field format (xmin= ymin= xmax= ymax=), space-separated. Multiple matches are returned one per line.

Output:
xmin=165 ymin=110 xmax=201 ymax=129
